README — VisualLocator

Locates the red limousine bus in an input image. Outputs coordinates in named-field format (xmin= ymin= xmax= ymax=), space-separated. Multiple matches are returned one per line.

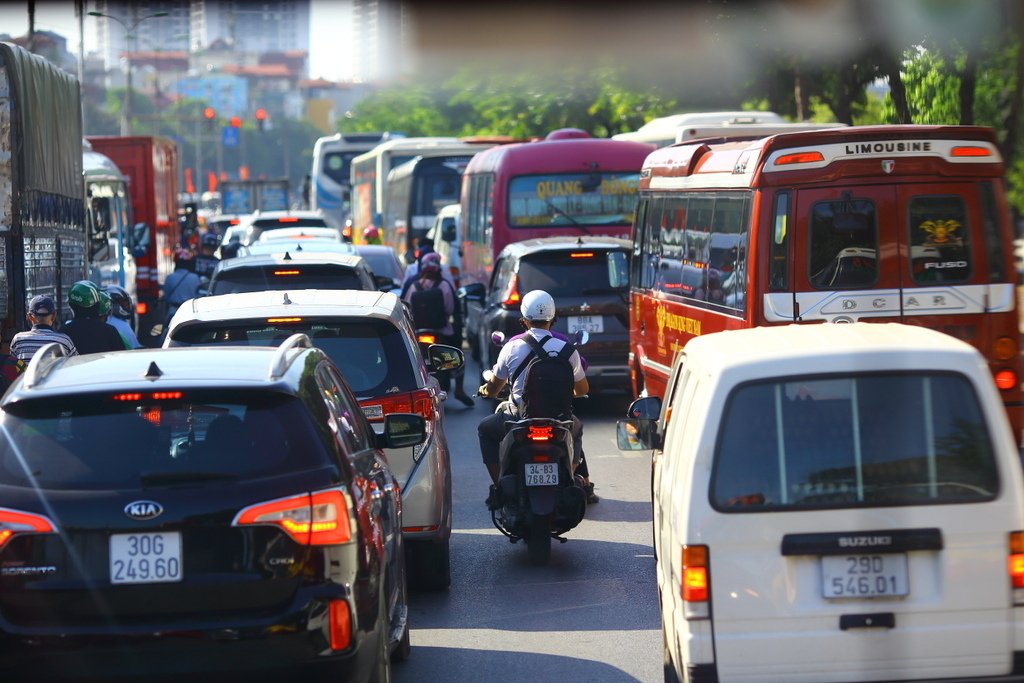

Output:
xmin=458 ymin=129 xmax=654 ymax=289
xmin=629 ymin=125 xmax=1023 ymax=441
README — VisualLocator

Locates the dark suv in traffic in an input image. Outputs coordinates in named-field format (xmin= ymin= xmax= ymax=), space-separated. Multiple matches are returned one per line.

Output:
xmin=0 ymin=338 xmax=421 ymax=681
xmin=462 ymin=236 xmax=632 ymax=394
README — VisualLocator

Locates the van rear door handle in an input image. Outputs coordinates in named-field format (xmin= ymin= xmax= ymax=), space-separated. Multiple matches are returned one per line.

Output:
xmin=839 ymin=613 xmax=894 ymax=630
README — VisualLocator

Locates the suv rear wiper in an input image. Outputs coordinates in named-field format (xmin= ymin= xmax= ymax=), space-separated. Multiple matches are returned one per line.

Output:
xmin=140 ymin=471 xmax=237 ymax=486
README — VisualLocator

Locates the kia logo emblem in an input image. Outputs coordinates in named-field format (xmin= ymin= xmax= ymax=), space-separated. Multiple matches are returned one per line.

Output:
xmin=124 ymin=501 xmax=163 ymax=521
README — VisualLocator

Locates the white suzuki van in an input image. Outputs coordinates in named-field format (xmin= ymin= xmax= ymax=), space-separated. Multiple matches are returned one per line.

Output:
xmin=619 ymin=323 xmax=1024 ymax=683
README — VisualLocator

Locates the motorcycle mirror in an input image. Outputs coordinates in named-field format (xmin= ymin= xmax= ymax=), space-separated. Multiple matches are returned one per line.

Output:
xmin=572 ymin=329 xmax=590 ymax=346
xmin=490 ymin=331 xmax=506 ymax=346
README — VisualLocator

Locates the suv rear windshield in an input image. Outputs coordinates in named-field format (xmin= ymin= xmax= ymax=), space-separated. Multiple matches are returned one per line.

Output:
xmin=210 ymin=264 xmax=366 ymax=295
xmin=170 ymin=318 xmax=417 ymax=397
xmin=710 ymin=372 xmax=998 ymax=511
xmin=0 ymin=391 xmax=330 ymax=490
xmin=252 ymin=218 xmax=328 ymax=230
xmin=518 ymin=250 xmax=629 ymax=298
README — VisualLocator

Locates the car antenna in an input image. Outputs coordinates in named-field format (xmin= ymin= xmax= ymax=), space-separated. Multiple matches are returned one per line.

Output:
xmin=283 ymin=251 xmax=292 ymax=260
xmin=144 ymin=361 xmax=163 ymax=380
xmin=282 ymin=292 xmax=292 ymax=305
xmin=576 ymin=235 xmax=584 ymax=246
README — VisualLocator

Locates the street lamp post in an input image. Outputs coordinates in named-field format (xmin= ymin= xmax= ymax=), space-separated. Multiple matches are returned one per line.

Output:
xmin=88 ymin=9 xmax=168 ymax=136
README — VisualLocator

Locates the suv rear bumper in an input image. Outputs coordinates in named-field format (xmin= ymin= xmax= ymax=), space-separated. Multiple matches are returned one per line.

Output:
xmin=398 ymin=429 xmax=452 ymax=542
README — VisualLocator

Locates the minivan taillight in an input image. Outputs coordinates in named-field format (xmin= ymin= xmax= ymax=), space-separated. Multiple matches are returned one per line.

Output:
xmin=682 ymin=544 xmax=710 ymax=620
xmin=1009 ymin=532 xmax=1024 ymax=605
xmin=0 ymin=507 xmax=57 ymax=551
xmin=233 ymin=490 xmax=353 ymax=545
xmin=360 ymin=388 xmax=435 ymax=422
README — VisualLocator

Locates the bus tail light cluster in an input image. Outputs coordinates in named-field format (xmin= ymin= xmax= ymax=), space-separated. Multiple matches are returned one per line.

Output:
xmin=993 ymin=336 xmax=1018 ymax=362
xmin=682 ymin=545 xmax=710 ymax=620
xmin=994 ymin=369 xmax=1018 ymax=391
xmin=0 ymin=507 xmax=57 ymax=551
xmin=1009 ymin=532 xmax=1024 ymax=605
xmin=233 ymin=490 xmax=353 ymax=545
xmin=359 ymin=388 xmax=436 ymax=423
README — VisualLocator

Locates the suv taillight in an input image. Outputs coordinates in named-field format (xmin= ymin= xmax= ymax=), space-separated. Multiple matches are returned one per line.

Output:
xmin=682 ymin=544 xmax=710 ymax=620
xmin=500 ymin=273 xmax=521 ymax=308
xmin=233 ymin=490 xmax=353 ymax=545
xmin=360 ymin=388 xmax=435 ymax=422
xmin=0 ymin=507 xmax=56 ymax=551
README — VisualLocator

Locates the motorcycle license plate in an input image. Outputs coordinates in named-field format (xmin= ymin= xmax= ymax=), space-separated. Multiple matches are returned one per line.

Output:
xmin=524 ymin=463 xmax=558 ymax=486
xmin=568 ymin=315 xmax=603 ymax=334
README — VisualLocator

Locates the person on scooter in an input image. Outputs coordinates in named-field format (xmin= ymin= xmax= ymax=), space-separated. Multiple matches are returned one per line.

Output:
xmin=403 ymin=253 xmax=475 ymax=407
xmin=477 ymin=289 xmax=598 ymax=504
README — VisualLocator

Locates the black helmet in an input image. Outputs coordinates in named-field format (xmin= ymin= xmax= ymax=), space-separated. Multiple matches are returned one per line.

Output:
xmin=201 ymin=232 xmax=220 ymax=248
xmin=103 ymin=284 xmax=133 ymax=320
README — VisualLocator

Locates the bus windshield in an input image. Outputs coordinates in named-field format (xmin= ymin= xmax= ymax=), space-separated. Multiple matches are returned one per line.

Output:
xmin=323 ymin=152 xmax=361 ymax=185
xmin=508 ymin=172 xmax=640 ymax=228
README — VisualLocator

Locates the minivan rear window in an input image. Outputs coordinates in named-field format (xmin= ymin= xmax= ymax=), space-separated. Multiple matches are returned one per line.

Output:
xmin=710 ymin=372 xmax=998 ymax=511
xmin=0 ymin=391 xmax=330 ymax=490
xmin=517 ymin=250 xmax=629 ymax=297
xmin=169 ymin=318 xmax=417 ymax=397
xmin=210 ymin=264 xmax=366 ymax=295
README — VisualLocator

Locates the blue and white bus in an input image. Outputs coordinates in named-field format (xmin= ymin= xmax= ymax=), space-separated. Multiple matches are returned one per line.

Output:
xmin=311 ymin=132 xmax=402 ymax=230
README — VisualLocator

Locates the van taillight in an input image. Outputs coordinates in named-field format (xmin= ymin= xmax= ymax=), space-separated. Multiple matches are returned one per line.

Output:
xmin=233 ymin=490 xmax=353 ymax=545
xmin=682 ymin=545 xmax=710 ymax=620
xmin=329 ymin=600 xmax=352 ymax=650
xmin=500 ymin=273 xmax=521 ymax=308
xmin=951 ymin=146 xmax=992 ymax=158
xmin=360 ymin=388 xmax=435 ymax=422
xmin=994 ymin=336 xmax=1017 ymax=362
xmin=1009 ymin=532 xmax=1024 ymax=604
xmin=0 ymin=507 xmax=57 ymax=551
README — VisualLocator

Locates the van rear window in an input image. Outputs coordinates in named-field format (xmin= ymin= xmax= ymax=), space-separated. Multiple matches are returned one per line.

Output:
xmin=710 ymin=372 xmax=998 ymax=511
xmin=908 ymin=195 xmax=971 ymax=283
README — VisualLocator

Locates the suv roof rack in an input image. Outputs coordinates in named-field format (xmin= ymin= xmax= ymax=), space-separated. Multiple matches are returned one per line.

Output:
xmin=268 ymin=333 xmax=312 ymax=380
xmin=22 ymin=342 xmax=69 ymax=389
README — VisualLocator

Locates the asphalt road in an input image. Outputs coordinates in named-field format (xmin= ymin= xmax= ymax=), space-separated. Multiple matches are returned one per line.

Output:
xmin=394 ymin=358 xmax=661 ymax=682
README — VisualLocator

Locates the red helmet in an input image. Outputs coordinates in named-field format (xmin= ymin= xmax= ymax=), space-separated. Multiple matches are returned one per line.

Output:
xmin=363 ymin=226 xmax=380 ymax=241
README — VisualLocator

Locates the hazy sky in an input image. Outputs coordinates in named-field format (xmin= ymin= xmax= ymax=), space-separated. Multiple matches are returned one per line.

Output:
xmin=0 ymin=0 xmax=355 ymax=80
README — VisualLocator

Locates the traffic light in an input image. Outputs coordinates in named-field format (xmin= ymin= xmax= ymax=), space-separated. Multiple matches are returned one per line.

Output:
xmin=229 ymin=116 xmax=242 ymax=128
xmin=203 ymin=106 xmax=216 ymax=130
xmin=255 ymin=108 xmax=267 ymax=132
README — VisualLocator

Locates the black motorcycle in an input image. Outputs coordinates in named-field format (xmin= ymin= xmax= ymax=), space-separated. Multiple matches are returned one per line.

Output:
xmin=485 ymin=330 xmax=589 ymax=564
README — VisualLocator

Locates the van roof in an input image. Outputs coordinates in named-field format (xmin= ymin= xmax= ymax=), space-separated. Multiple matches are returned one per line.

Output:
xmin=683 ymin=323 xmax=986 ymax=381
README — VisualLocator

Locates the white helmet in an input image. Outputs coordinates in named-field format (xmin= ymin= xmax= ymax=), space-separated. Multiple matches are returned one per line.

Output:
xmin=520 ymin=289 xmax=556 ymax=322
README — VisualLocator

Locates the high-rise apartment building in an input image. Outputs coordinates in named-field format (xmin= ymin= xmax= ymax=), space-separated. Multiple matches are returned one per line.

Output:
xmin=190 ymin=1 xmax=310 ymax=60
xmin=94 ymin=0 xmax=192 ymax=71
xmin=351 ymin=0 xmax=410 ymax=83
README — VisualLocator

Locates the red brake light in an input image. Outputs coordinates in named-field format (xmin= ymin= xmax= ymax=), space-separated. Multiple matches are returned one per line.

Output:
xmin=234 ymin=490 xmax=352 ymax=545
xmin=229 ymin=218 xmax=240 ymax=225
xmin=501 ymin=273 xmax=521 ymax=307
xmin=113 ymin=393 xmax=142 ymax=401
xmin=0 ymin=507 xmax=57 ymax=551
xmin=329 ymin=600 xmax=352 ymax=650
xmin=278 ymin=217 xmax=300 ymax=223
xmin=570 ymin=252 xmax=595 ymax=259
xmin=1009 ymin=532 xmax=1024 ymax=600
xmin=136 ymin=302 xmax=148 ymax=315
xmin=359 ymin=388 xmax=435 ymax=422
xmin=273 ymin=270 xmax=301 ymax=276
xmin=951 ymin=146 xmax=991 ymax=157
xmin=527 ymin=425 xmax=554 ymax=441
xmin=995 ymin=370 xmax=1017 ymax=391
xmin=112 ymin=392 xmax=182 ymax=401
xmin=775 ymin=151 xmax=825 ymax=165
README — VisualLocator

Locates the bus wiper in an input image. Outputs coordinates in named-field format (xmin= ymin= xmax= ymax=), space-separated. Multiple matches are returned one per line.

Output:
xmin=140 ymin=471 xmax=237 ymax=486
xmin=545 ymin=199 xmax=591 ymax=234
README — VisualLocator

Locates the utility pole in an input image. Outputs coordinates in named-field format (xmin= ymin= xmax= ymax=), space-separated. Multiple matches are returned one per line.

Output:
xmin=76 ymin=0 xmax=86 ymax=132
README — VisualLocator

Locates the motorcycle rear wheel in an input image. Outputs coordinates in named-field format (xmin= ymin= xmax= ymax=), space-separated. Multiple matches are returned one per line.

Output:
xmin=526 ymin=514 xmax=552 ymax=565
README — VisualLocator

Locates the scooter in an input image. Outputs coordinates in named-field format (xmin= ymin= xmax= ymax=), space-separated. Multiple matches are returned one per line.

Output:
xmin=483 ymin=329 xmax=589 ymax=564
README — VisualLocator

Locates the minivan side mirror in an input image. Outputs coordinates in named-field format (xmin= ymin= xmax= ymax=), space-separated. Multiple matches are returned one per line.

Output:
xmin=616 ymin=418 xmax=661 ymax=451
xmin=627 ymin=396 xmax=662 ymax=420
xmin=378 ymin=413 xmax=426 ymax=449
xmin=458 ymin=282 xmax=485 ymax=303
xmin=427 ymin=344 xmax=464 ymax=373
xmin=440 ymin=218 xmax=457 ymax=243
xmin=374 ymin=274 xmax=396 ymax=291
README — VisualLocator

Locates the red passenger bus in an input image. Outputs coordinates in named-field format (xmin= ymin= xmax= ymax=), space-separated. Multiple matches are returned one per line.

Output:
xmin=630 ymin=125 xmax=1023 ymax=440
xmin=459 ymin=129 xmax=654 ymax=289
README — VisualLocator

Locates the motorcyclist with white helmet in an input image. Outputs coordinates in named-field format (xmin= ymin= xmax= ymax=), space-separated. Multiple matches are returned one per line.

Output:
xmin=477 ymin=289 xmax=598 ymax=505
